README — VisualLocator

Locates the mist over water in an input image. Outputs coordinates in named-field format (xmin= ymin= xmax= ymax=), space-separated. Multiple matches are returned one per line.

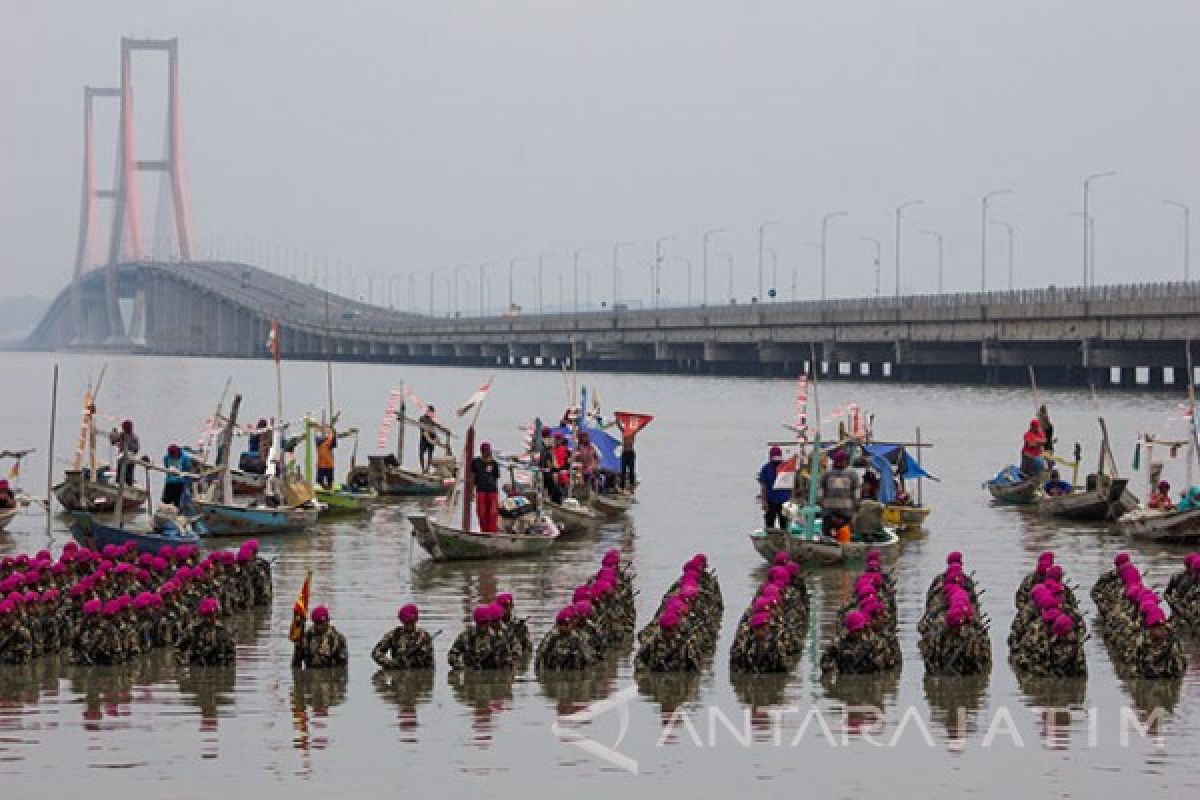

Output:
xmin=0 ymin=353 xmax=1196 ymax=795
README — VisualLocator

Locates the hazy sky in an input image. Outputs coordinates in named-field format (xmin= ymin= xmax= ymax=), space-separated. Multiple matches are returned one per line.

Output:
xmin=2 ymin=0 xmax=1197 ymax=310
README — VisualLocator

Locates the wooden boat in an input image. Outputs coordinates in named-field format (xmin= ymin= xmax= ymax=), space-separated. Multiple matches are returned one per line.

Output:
xmin=985 ymin=466 xmax=1043 ymax=505
xmin=590 ymin=490 xmax=635 ymax=519
xmin=749 ymin=526 xmax=900 ymax=566
xmin=1118 ymin=507 xmax=1200 ymax=543
xmin=191 ymin=393 xmax=321 ymax=537
xmin=355 ymin=384 xmax=457 ymax=496
xmin=315 ymin=485 xmax=377 ymax=515
xmin=193 ymin=499 xmax=320 ymax=536
xmin=354 ymin=455 xmax=455 ymax=496
xmin=409 ymin=512 xmax=560 ymax=560
xmin=53 ymin=469 xmax=149 ymax=513
xmin=1040 ymin=474 xmax=1138 ymax=521
xmin=70 ymin=510 xmax=200 ymax=553
xmin=881 ymin=503 xmax=932 ymax=531
xmin=546 ymin=497 xmax=605 ymax=533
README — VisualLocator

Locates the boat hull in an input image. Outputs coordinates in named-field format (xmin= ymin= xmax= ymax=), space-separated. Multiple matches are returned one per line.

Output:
xmin=356 ymin=457 xmax=454 ymax=496
xmin=748 ymin=527 xmax=900 ymax=566
xmin=1118 ymin=507 xmax=1200 ymax=543
xmin=316 ymin=487 xmax=376 ymax=515
xmin=408 ymin=514 xmax=560 ymax=561
xmin=1040 ymin=479 xmax=1139 ymax=521
xmin=69 ymin=512 xmax=200 ymax=553
xmin=881 ymin=504 xmax=931 ymax=531
xmin=546 ymin=501 xmax=605 ymax=533
xmin=193 ymin=501 xmax=319 ymax=536
xmin=53 ymin=472 xmax=148 ymax=514
xmin=589 ymin=492 xmax=634 ymax=519
xmin=986 ymin=474 xmax=1042 ymax=505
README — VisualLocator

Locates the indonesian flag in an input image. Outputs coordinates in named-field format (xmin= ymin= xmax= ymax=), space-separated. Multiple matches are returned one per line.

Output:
xmin=266 ymin=320 xmax=281 ymax=364
xmin=456 ymin=379 xmax=493 ymax=418
xmin=773 ymin=454 xmax=798 ymax=491
xmin=615 ymin=411 xmax=654 ymax=436
xmin=378 ymin=389 xmax=403 ymax=449
xmin=288 ymin=570 xmax=312 ymax=643
xmin=7 ymin=460 xmax=18 ymax=480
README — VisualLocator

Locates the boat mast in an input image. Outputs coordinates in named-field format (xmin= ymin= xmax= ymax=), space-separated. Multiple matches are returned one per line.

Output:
xmin=397 ymin=382 xmax=406 ymax=468
xmin=214 ymin=394 xmax=242 ymax=505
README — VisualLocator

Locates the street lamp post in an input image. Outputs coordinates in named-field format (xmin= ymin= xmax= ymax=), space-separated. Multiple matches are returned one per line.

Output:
xmin=921 ymin=230 xmax=944 ymax=294
xmin=676 ymin=256 xmax=693 ymax=305
xmin=980 ymin=189 xmax=1012 ymax=291
xmin=427 ymin=268 xmax=436 ymax=315
xmin=860 ymin=237 xmax=882 ymax=297
xmin=820 ymin=211 xmax=848 ymax=301
xmin=538 ymin=251 xmax=556 ymax=314
xmin=1082 ymin=171 xmax=1116 ymax=288
xmin=654 ymin=235 xmax=677 ymax=309
xmin=572 ymin=248 xmax=590 ymax=313
xmin=478 ymin=263 xmax=486 ymax=316
xmin=702 ymin=228 xmax=725 ymax=307
xmin=894 ymin=200 xmax=924 ymax=298
xmin=757 ymin=220 xmax=781 ymax=302
xmin=989 ymin=220 xmax=1013 ymax=290
xmin=720 ymin=251 xmax=735 ymax=303
xmin=1164 ymin=200 xmax=1191 ymax=281
xmin=582 ymin=270 xmax=593 ymax=309
xmin=507 ymin=256 xmax=526 ymax=313
xmin=611 ymin=241 xmax=635 ymax=309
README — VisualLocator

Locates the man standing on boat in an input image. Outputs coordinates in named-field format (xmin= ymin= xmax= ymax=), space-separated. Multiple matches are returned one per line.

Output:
xmin=619 ymin=425 xmax=638 ymax=490
xmin=472 ymin=443 xmax=501 ymax=533
xmin=1020 ymin=418 xmax=1047 ymax=478
xmin=109 ymin=420 xmax=140 ymax=485
xmin=758 ymin=446 xmax=792 ymax=531
xmin=818 ymin=449 xmax=861 ymax=535
xmin=314 ymin=425 xmax=337 ymax=489
xmin=418 ymin=406 xmax=439 ymax=473
xmin=161 ymin=444 xmax=194 ymax=508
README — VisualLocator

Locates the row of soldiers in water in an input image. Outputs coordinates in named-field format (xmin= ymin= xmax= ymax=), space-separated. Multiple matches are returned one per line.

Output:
xmin=366 ymin=549 xmax=638 ymax=671
xmin=1089 ymin=551 xmax=1192 ymax=678
xmin=0 ymin=540 xmax=273 ymax=666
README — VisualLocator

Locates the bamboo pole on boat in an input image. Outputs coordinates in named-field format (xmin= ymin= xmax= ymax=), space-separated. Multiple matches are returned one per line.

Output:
xmin=1187 ymin=341 xmax=1198 ymax=489
xmin=916 ymin=426 xmax=923 ymax=507
xmin=397 ymin=382 xmax=406 ymax=469
xmin=45 ymin=364 xmax=58 ymax=535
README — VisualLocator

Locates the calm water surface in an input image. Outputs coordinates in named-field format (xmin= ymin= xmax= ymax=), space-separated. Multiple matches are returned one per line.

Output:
xmin=0 ymin=352 xmax=1197 ymax=798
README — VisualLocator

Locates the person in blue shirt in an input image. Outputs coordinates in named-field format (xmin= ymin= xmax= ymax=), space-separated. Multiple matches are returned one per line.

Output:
xmin=162 ymin=444 xmax=194 ymax=508
xmin=1043 ymin=469 xmax=1072 ymax=497
xmin=758 ymin=446 xmax=792 ymax=531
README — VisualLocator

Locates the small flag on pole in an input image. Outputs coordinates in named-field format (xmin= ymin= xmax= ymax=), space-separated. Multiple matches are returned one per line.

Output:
xmin=456 ymin=379 xmax=493 ymax=418
xmin=773 ymin=454 xmax=798 ymax=491
xmin=288 ymin=570 xmax=312 ymax=643
xmin=267 ymin=320 xmax=281 ymax=364
xmin=614 ymin=411 xmax=654 ymax=436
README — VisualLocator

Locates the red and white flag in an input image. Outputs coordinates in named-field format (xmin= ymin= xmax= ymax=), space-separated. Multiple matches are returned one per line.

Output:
xmin=773 ymin=454 xmax=798 ymax=491
xmin=456 ymin=379 xmax=493 ymax=418
xmin=378 ymin=389 xmax=403 ymax=449
xmin=615 ymin=411 xmax=654 ymax=436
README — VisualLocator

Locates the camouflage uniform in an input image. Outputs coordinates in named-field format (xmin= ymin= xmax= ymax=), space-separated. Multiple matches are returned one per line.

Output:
xmin=536 ymin=627 xmax=597 ymax=670
xmin=0 ymin=619 xmax=34 ymax=665
xmin=176 ymin=619 xmax=237 ymax=666
xmin=293 ymin=624 xmax=349 ymax=669
xmin=635 ymin=630 xmax=702 ymax=672
xmin=447 ymin=626 xmax=512 ymax=670
xmin=922 ymin=622 xmax=991 ymax=676
xmin=1090 ymin=569 xmax=1125 ymax=619
xmin=819 ymin=630 xmax=883 ymax=676
xmin=501 ymin=616 xmax=533 ymax=661
xmin=372 ymin=626 xmax=435 ymax=669
xmin=1164 ymin=570 xmax=1199 ymax=627
xmin=729 ymin=629 xmax=790 ymax=673
xmin=1131 ymin=628 xmax=1187 ymax=679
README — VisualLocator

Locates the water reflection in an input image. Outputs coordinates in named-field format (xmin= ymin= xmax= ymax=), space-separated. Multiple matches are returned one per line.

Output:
xmin=291 ymin=667 xmax=348 ymax=752
xmin=447 ymin=668 xmax=516 ymax=748
xmin=372 ymin=669 xmax=435 ymax=740
xmin=729 ymin=670 xmax=790 ymax=708
xmin=64 ymin=665 xmax=136 ymax=728
xmin=922 ymin=673 xmax=990 ymax=746
xmin=176 ymin=666 xmax=237 ymax=731
xmin=537 ymin=658 xmax=620 ymax=715
xmin=821 ymin=669 xmax=900 ymax=710
xmin=635 ymin=669 xmax=703 ymax=717
xmin=1015 ymin=673 xmax=1087 ymax=709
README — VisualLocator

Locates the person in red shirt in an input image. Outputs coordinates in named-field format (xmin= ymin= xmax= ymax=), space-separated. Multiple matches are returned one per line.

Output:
xmin=1149 ymin=480 xmax=1176 ymax=511
xmin=1020 ymin=419 xmax=1047 ymax=477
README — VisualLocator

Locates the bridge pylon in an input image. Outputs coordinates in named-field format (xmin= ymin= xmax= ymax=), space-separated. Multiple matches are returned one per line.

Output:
xmin=95 ymin=37 xmax=195 ymax=344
